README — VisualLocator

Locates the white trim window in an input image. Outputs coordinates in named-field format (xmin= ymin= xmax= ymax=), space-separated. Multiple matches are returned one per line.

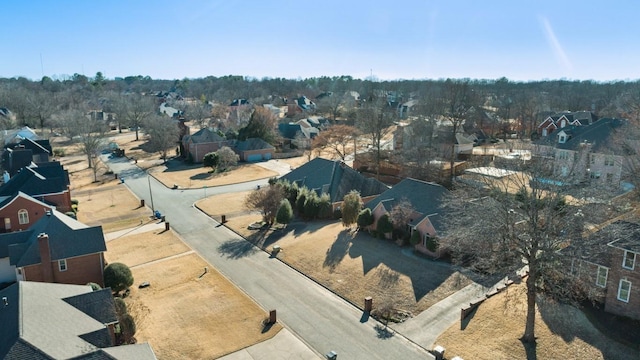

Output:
xmin=596 ymin=266 xmax=608 ymax=288
xmin=58 ymin=259 xmax=67 ymax=272
xmin=18 ymin=209 xmax=29 ymax=225
xmin=617 ymin=279 xmax=631 ymax=303
xmin=623 ymin=251 xmax=636 ymax=270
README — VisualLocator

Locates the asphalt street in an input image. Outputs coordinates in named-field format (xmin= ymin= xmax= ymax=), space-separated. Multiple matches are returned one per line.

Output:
xmin=105 ymin=156 xmax=433 ymax=360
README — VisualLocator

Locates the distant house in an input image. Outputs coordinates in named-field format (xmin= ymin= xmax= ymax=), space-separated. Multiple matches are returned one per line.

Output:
xmin=280 ymin=157 xmax=389 ymax=209
xmin=0 ymin=161 xmax=72 ymax=212
xmin=181 ymin=128 xmax=233 ymax=163
xmin=567 ymin=221 xmax=640 ymax=320
xmin=235 ymin=138 xmax=275 ymax=162
xmin=2 ymin=138 xmax=52 ymax=175
xmin=0 ymin=191 xmax=54 ymax=233
xmin=365 ymin=178 xmax=449 ymax=256
xmin=287 ymin=95 xmax=316 ymax=116
xmin=2 ymin=126 xmax=38 ymax=146
xmin=537 ymin=111 xmax=598 ymax=137
xmin=0 ymin=209 xmax=106 ymax=286
xmin=533 ymin=118 xmax=627 ymax=187
xmin=278 ymin=117 xmax=327 ymax=149
xmin=159 ymin=102 xmax=182 ymax=118
xmin=0 ymin=281 xmax=157 ymax=359
xmin=263 ymin=104 xmax=287 ymax=119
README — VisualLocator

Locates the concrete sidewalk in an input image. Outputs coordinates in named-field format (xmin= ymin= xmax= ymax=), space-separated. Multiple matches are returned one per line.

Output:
xmin=104 ymin=221 xmax=167 ymax=242
xmin=393 ymin=283 xmax=488 ymax=350
xmin=218 ymin=328 xmax=321 ymax=360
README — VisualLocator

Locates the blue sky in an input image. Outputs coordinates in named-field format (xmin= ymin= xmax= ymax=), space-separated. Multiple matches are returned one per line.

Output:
xmin=3 ymin=1 xmax=639 ymax=82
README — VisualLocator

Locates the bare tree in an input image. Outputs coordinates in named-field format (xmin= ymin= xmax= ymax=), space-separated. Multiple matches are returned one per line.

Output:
xmin=356 ymin=95 xmax=395 ymax=176
xmin=389 ymin=199 xmax=415 ymax=237
xmin=216 ymin=146 xmax=239 ymax=171
xmin=143 ymin=114 xmax=180 ymax=163
xmin=113 ymin=93 xmax=155 ymax=140
xmin=244 ymin=184 xmax=286 ymax=225
xmin=442 ymin=79 xmax=477 ymax=186
xmin=442 ymin=163 xmax=593 ymax=344
xmin=313 ymin=124 xmax=357 ymax=161
xmin=185 ymin=101 xmax=211 ymax=129
xmin=77 ymin=115 xmax=109 ymax=169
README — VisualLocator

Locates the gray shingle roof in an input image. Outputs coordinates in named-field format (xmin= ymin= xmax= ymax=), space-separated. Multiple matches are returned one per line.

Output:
xmin=280 ymin=158 xmax=388 ymax=203
xmin=366 ymin=178 xmax=449 ymax=233
xmin=187 ymin=128 xmax=225 ymax=144
xmin=235 ymin=138 xmax=274 ymax=151
xmin=607 ymin=221 xmax=640 ymax=253
xmin=0 ymin=282 xmax=156 ymax=360
xmin=536 ymin=118 xmax=627 ymax=153
xmin=0 ymin=161 xmax=70 ymax=198
xmin=4 ymin=209 xmax=106 ymax=267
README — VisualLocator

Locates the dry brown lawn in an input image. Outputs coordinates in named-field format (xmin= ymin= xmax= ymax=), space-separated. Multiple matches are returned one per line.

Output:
xmin=69 ymin=161 xmax=281 ymax=359
xmin=150 ymin=163 xmax=277 ymax=189
xmin=435 ymin=283 xmax=637 ymax=360
xmin=105 ymin=231 xmax=281 ymax=360
xmin=202 ymin=190 xmax=472 ymax=316
xmin=74 ymin=182 xmax=151 ymax=233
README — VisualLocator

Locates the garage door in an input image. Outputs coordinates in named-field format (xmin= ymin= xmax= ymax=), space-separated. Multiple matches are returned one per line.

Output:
xmin=247 ymin=154 xmax=262 ymax=162
xmin=263 ymin=153 xmax=272 ymax=160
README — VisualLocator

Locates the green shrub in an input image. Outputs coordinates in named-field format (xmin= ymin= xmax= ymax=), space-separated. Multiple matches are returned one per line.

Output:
xmin=65 ymin=211 xmax=77 ymax=220
xmin=53 ymin=148 xmax=65 ymax=157
xmin=376 ymin=213 xmax=393 ymax=235
xmin=86 ymin=282 xmax=102 ymax=291
xmin=357 ymin=208 xmax=374 ymax=228
xmin=425 ymin=236 xmax=439 ymax=252
xmin=71 ymin=199 xmax=79 ymax=205
xmin=410 ymin=231 xmax=421 ymax=245
xmin=104 ymin=262 xmax=134 ymax=294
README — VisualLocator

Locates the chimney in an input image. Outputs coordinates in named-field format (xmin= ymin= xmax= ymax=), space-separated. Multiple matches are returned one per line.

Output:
xmin=37 ymin=233 xmax=54 ymax=282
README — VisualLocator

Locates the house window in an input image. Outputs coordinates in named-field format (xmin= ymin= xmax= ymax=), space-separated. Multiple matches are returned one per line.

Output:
xmin=617 ymin=279 xmax=631 ymax=302
xmin=590 ymin=172 xmax=601 ymax=179
xmin=623 ymin=251 xmax=636 ymax=270
xmin=596 ymin=266 xmax=608 ymax=288
xmin=590 ymin=154 xmax=596 ymax=164
xmin=18 ymin=209 xmax=28 ymax=225
xmin=604 ymin=156 xmax=615 ymax=166
xmin=557 ymin=151 xmax=568 ymax=160
xmin=606 ymin=173 xmax=614 ymax=183
xmin=4 ymin=218 xmax=10 ymax=230
xmin=558 ymin=134 xmax=566 ymax=143
xmin=58 ymin=259 xmax=67 ymax=272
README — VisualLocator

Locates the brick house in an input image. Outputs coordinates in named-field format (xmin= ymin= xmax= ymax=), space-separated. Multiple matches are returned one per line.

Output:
xmin=568 ymin=221 xmax=640 ymax=320
xmin=0 ymin=191 xmax=54 ymax=233
xmin=0 ymin=281 xmax=157 ymax=359
xmin=0 ymin=161 xmax=72 ymax=212
xmin=235 ymin=138 xmax=275 ymax=162
xmin=0 ymin=209 xmax=106 ymax=286
xmin=537 ymin=111 xmax=598 ymax=137
xmin=532 ymin=118 xmax=627 ymax=187
xmin=365 ymin=178 xmax=449 ymax=255
xmin=181 ymin=128 xmax=233 ymax=163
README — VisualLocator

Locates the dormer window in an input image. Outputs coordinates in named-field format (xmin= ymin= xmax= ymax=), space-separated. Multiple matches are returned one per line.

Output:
xmin=558 ymin=134 xmax=567 ymax=143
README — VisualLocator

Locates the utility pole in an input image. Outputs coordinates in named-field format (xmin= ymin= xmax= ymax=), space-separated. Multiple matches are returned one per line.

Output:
xmin=147 ymin=174 xmax=155 ymax=214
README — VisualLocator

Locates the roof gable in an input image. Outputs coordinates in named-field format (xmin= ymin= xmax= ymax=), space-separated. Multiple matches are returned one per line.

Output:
xmin=5 ymin=210 xmax=105 ymax=267
xmin=366 ymin=178 xmax=449 ymax=231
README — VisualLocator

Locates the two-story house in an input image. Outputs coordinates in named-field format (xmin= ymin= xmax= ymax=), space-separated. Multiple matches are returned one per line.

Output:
xmin=0 ymin=161 xmax=72 ymax=212
xmin=0 ymin=209 xmax=107 ymax=286
xmin=533 ymin=118 xmax=627 ymax=187
xmin=0 ymin=191 xmax=54 ymax=233
xmin=537 ymin=111 xmax=598 ymax=137
xmin=567 ymin=220 xmax=640 ymax=320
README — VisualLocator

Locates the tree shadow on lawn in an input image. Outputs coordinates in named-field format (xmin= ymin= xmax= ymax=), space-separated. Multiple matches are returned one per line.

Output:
xmin=322 ymin=229 xmax=355 ymax=272
xmin=346 ymin=231 xmax=461 ymax=302
xmin=538 ymin=298 xmax=639 ymax=359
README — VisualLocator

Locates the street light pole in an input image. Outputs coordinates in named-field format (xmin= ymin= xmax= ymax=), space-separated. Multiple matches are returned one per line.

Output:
xmin=147 ymin=174 xmax=155 ymax=214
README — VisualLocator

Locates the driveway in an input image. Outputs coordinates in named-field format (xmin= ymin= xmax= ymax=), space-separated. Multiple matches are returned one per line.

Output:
xmin=102 ymin=155 xmax=433 ymax=360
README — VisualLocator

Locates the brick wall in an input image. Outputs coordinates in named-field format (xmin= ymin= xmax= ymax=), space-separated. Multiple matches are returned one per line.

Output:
xmin=604 ymin=249 xmax=640 ymax=320
xmin=0 ymin=196 xmax=52 ymax=232
xmin=22 ymin=253 xmax=105 ymax=287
